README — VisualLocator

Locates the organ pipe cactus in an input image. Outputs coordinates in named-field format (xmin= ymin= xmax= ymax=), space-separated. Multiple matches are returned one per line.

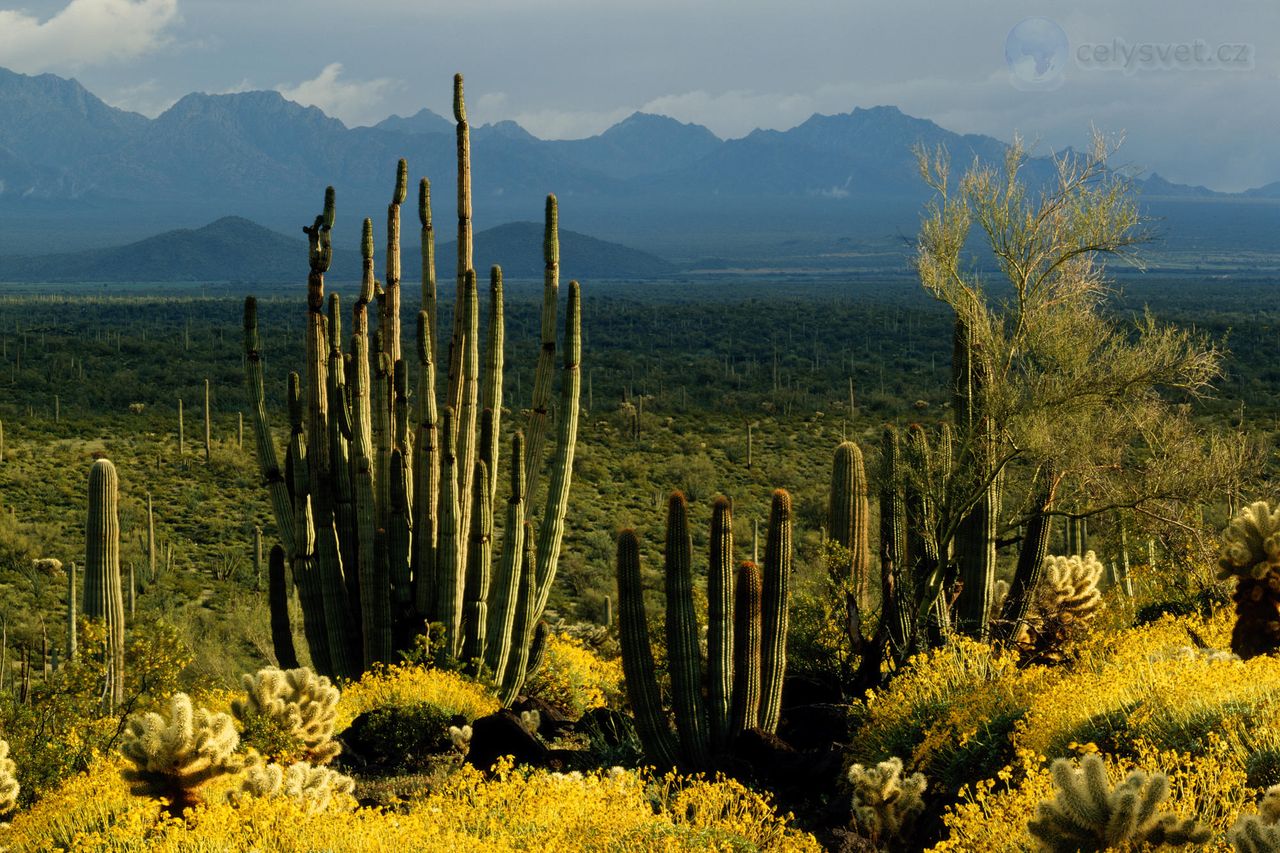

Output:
xmin=83 ymin=458 xmax=125 ymax=710
xmin=616 ymin=491 xmax=792 ymax=770
xmin=244 ymin=74 xmax=580 ymax=705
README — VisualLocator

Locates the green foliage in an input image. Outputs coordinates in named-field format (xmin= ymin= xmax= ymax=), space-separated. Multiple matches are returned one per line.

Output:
xmin=352 ymin=702 xmax=458 ymax=773
xmin=0 ymin=615 xmax=191 ymax=807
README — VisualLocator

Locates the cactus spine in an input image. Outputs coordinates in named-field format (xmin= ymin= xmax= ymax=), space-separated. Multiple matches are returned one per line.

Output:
xmin=616 ymin=490 xmax=792 ymax=769
xmin=84 ymin=459 xmax=125 ymax=709
xmin=242 ymin=76 xmax=580 ymax=700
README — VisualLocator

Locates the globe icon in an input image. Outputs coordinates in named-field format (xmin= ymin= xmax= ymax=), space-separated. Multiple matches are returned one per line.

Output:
xmin=1005 ymin=17 xmax=1069 ymax=90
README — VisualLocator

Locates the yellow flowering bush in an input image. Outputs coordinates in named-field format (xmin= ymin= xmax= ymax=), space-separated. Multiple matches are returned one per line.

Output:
xmin=523 ymin=631 xmax=625 ymax=717
xmin=852 ymin=637 xmax=1058 ymax=791
xmin=6 ymin=755 xmax=820 ymax=851
xmin=335 ymin=662 xmax=499 ymax=731
xmin=930 ymin=740 xmax=1253 ymax=852
xmin=1013 ymin=609 xmax=1273 ymax=761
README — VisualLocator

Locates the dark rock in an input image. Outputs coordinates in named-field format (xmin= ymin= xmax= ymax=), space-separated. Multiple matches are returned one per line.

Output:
xmin=510 ymin=696 xmax=574 ymax=739
xmin=467 ymin=710 xmax=553 ymax=772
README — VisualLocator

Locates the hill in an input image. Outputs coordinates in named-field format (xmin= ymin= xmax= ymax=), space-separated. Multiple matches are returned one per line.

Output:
xmin=0 ymin=216 xmax=674 ymax=283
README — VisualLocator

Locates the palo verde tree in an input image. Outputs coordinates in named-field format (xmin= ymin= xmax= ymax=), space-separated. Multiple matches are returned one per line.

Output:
xmin=860 ymin=133 xmax=1250 ymax=672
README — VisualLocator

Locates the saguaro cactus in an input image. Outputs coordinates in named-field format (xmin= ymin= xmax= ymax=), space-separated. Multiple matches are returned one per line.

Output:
xmin=828 ymin=440 xmax=871 ymax=595
xmin=84 ymin=458 xmax=125 ymax=710
xmin=616 ymin=490 xmax=793 ymax=769
xmin=243 ymin=75 xmax=581 ymax=702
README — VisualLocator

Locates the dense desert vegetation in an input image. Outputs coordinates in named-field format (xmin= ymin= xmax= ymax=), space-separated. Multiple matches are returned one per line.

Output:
xmin=3 ymin=74 xmax=1280 ymax=852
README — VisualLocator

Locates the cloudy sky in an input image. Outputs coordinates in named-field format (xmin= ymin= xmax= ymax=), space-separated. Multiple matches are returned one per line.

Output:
xmin=0 ymin=0 xmax=1275 ymax=190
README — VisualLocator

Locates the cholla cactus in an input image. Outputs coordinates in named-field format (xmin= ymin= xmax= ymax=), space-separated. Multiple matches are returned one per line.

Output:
xmin=449 ymin=724 xmax=473 ymax=752
xmin=1218 ymin=503 xmax=1280 ymax=660
xmin=846 ymin=756 xmax=927 ymax=841
xmin=1229 ymin=785 xmax=1280 ymax=853
xmin=0 ymin=738 xmax=18 ymax=816
xmin=233 ymin=666 xmax=341 ymax=764
xmin=1027 ymin=754 xmax=1210 ymax=852
xmin=121 ymin=693 xmax=244 ymax=814
xmin=520 ymin=709 xmax=541 ymax=735
xmin=240 ymin=760 xmax=354 ymax=814
xmin=1016 ymin=552 xmax=1106 ymax=663
xmin=1220 ymin=502 xmax=1280 ymax=580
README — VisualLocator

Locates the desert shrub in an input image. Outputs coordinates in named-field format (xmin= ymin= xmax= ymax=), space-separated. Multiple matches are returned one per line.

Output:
xmin=336 ymin=663 xmax=498 ymax=732
xmin=1012 ymin=610 xmax=1280 ymax=764
xmin=349 ymin=702 xmax=458 ymax=773
xmin=931 ymin=741 xmax=1251 ymax=852
xmin=0 ymin=616 xmax=191 ymax=806
xmin=787 ymin=540 xmax=866 ymax=693
xmin=523 ymin=631 xmax=624 ymax=718
xmin=3 ymin=755 xmax=162 ymax=851
xmin=851 ymin=637 xmax=1055 ymax=794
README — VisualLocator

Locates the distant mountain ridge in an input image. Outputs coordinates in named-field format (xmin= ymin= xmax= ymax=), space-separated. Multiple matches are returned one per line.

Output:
xmin=0 ymin=65 xmax=1271 ymax=263
xmin=0 ymin=215 xmax=675 ymax=282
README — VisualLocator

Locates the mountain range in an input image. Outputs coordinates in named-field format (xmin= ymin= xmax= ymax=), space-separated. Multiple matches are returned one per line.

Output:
xmin=1 ymin=66 xmax=1278 ymax=268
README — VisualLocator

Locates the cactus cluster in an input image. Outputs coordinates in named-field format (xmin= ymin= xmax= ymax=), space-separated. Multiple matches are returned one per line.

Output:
xmin=244 ymin=74 xmax=580 ymax=702
xmin=1026 ymin=754 xmax=1210 ymax=852
xmin=240 ymin=760 xmax=354 ymax=814
xmin=845 ymin=756 xmax=927 ymax=842
xmin=1232 ymin=785 xmax=1280 ymax=853
xmin=616 ymin=490 xmax=792 ymax=769
xmin=1220 ymin=501 xmax=1280 ymax=660
xmin=232 ymin=666 xmax=341 ymax=764
xmin=0 ymin=738 xmax=18 ymax=816
xmin=121 ymin=693 xmax=244 ymax=814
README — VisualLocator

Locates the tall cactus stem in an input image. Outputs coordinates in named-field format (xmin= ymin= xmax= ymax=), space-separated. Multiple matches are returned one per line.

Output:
xmin=759 ymin=488 xmax=792 ymax=734
xmin=707 ymin=495 xmax=734 ymax=753
xmin=616 ymin=529 xmax=680 ymax=768
xmin=84 ymin=459 xmax=125 ymax=710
